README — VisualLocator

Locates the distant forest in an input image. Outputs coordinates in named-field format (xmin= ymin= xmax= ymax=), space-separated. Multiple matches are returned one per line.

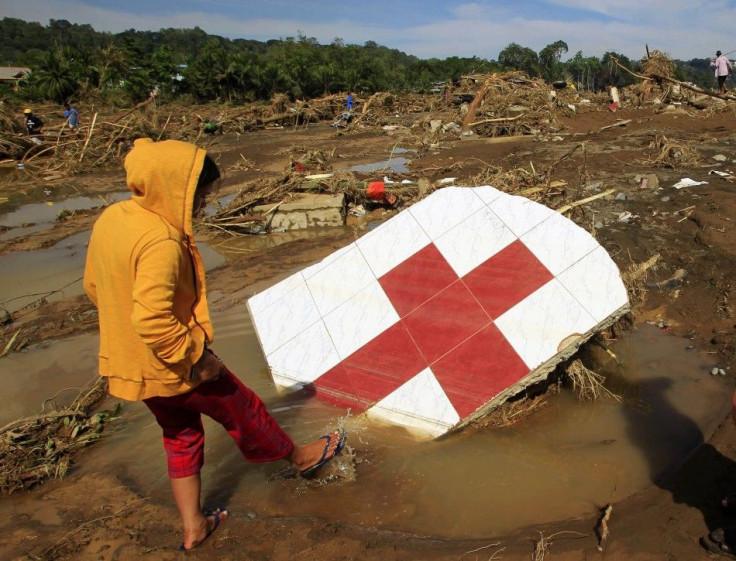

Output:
xmin=0 ymin=17 xmax=720 ymax=105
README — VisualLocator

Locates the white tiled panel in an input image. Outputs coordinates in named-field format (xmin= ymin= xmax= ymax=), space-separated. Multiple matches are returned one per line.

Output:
xmin=494 ymin=278 xmax=598 ymax=370
xmin=356 ymin=209 xmax=432 ymax=278
xmin=322 ymin=280 xmax=401 ymax=359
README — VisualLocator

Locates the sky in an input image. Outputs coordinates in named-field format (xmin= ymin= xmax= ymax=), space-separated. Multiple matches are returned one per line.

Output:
xmin=3 ymin=0 xmax=736 ymax=62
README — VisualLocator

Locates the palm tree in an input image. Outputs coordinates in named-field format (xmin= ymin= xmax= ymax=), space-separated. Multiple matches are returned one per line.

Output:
xmin=33 ymin=50 xmax=77 ymax=102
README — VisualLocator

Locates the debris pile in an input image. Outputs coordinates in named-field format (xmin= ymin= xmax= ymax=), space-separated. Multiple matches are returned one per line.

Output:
xmin=0 ymin=377 xmax=118 ymax=494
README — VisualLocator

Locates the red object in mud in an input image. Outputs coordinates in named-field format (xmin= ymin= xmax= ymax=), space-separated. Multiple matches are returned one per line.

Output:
xmin=608 ymin=102 xmax=618 ymax=112
xmin=366 ymin=181 xmax=386 ymax=201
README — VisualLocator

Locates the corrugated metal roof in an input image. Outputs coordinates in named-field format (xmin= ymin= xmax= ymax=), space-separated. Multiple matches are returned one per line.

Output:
xmin=0 ymin=67 xmax=31 ymax=81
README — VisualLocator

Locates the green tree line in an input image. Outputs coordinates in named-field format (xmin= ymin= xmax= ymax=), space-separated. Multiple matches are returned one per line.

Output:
xmin=0 ymin=17 xmax=720 ymax=106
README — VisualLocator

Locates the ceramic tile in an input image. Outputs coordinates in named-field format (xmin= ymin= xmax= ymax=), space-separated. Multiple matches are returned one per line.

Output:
xmin=314 ymin=325 xmax=425 ymax=409
xmin=521 ymin=212 xmax=600 ymax=276
xmin=488 ymin=191 xmax=556 ymax=237
xmin=300 ymin=243 xmax=354 ymax=280
xmin=322 ymin=280 xmax=400 ymax=359
xmin=343 ymin=321 xmax=428 ymax=380
xmin=247 ymin=273 xmax=305 ymax=316
xmin=494 ymin=279 xmax=598 ymax=370
xmin=266 ymin=321 xmax=341 ymax=388
xmin=403 ymin=280 xmax=492 ymax=364
xmin=431 ymin=323 xmax=530 ymax=417
xmin=305 ymin=245 xmax=376 ymax=317
xmin=473 ymin=185 xmax=505 ymax=205
xmin=250 ymin=282 xmax=321 ymax=356
xmin=368 ymin=368 xmax=461 ymax=437
xmin=379 ymin=243 xmax=458 ymax=318
xmin=408 ymin=186 xmax=486 ymax=241
xmin=356 ymin=209 xmax=432 ymax=278
xmin=557 ymin=245 xmax=629 ymax=323
xmin=312 ymin=364 xmax=373 ymax=409
xmin=434 ymin=205 xmax=517 ymax=277
xmin=462 ymin=239 xmax=554 ymax=319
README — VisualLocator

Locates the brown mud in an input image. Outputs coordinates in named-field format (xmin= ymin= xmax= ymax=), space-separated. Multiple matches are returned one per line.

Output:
xmin=3 ymin=99 xmax=736 ymax=560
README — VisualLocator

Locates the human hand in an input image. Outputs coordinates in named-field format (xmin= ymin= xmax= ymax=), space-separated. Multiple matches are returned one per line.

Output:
xmin=193 ymin=349 xmax=224 ymax=382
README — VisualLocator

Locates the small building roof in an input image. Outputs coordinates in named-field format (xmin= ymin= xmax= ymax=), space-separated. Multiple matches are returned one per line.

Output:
xmin=0 ymin=67 xmax=31 ymax=81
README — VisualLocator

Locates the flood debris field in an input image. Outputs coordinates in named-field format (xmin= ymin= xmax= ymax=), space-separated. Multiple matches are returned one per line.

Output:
xmin=3 ymin=58 xmax=736 ymax=560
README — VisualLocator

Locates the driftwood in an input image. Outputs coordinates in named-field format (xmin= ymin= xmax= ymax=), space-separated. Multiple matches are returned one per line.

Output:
xmin=469 ymin=113 xmax=525 ymax=127
xmin=462 ymin=75 xmax=493 ymax=132
xmin=111 ymin=95 xmax=156 ymax=124
xmin=611 ymin=56 xmax=732 ymax=101
xmin=599 ymin=119 xmax=632 ymax=132
xmin=556 ymin=189 xmax=615 ymax=214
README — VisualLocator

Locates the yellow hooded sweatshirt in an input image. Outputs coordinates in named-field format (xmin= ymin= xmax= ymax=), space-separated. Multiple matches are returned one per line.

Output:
xmin=83 ymin=138 xmax=214 ymax=401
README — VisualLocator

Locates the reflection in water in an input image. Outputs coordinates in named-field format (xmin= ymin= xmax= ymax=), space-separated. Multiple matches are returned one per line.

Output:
xmin=14 ymin=319 xmax=724 ymax=538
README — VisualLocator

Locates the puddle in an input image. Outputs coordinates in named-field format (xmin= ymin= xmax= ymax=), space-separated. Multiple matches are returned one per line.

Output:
xmin=0 ymin=190 xmax=234 ymax=241
xmin=203 ymin=226 xmax=353 ymax=260
xmin=0 ymin=231 xmax=90 ymax=314
xmin=347 ymin=157 xmax=410 ymax=174
xmin=0 ymin=191 xmax=129 ymax=229
xmin=5 ymin=317 xmax=726 ymax=539
xmin=0 ymin=231 xmax=225 ymax=315
xmin=0 ymin=192 xmax=728 ymax=537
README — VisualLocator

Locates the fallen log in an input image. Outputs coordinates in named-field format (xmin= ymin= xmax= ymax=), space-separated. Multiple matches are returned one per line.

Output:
xmin=599 ymin=119 xmax=632 ymax=132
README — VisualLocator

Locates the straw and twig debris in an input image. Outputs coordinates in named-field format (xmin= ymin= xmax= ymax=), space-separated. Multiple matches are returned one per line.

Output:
xmin=0 ymin=377 xmax=118 ymax=494
xmin=460 ymin=541 xmax=505 ymax=559
xmin=648 ymin=134 xmax=700 ymax=168
xmin=565 ymin=359 xmax=622 ymax=403
xmin=596 ymin=504 xmax=613 ymax=552
xmin=31 ymin=496 xmax=148 ymax=561
xmin=476 ymin=388 xmax=556 ymax=429
xmin=531 ymin=531 xmax=588 ymax=560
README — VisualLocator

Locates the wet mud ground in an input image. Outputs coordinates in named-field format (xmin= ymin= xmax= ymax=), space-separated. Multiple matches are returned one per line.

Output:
xmin=4 ymin=102 xmax=736 ymax=560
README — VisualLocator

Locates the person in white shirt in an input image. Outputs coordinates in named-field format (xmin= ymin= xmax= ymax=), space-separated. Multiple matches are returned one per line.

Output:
xmin=711 ymin=50 xmax=733 ymax=94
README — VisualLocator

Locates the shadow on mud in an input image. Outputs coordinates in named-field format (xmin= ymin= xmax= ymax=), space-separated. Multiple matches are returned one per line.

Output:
xmin=623 ymin=376 xmax=736 ymax=540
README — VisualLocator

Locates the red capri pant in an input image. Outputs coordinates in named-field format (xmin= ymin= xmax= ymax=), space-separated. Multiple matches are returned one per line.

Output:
xmin=144 ymin=366 xmax=294 ymax=479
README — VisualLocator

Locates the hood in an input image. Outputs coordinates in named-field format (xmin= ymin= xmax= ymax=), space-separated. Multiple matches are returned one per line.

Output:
xmin=124 ymin=138 xmax=207 ymax=235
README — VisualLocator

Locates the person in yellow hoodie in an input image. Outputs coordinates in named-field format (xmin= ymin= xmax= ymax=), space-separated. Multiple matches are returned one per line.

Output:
xmin=84 ymin=138 xmax=346 ymax=551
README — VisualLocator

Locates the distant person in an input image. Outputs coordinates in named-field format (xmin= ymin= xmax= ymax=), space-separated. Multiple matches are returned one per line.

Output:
xmin=346 ymin=91 xmax=354 ymax=111
xmin=23 ymin=108 xmax=43 ymax=143
xmin=83 ymin=138 xmax=347 ymax=552
xmin=63 ymin=103 xmax=79 ymax=130
xmin=711 ymin=50 xmax=733 ymax=94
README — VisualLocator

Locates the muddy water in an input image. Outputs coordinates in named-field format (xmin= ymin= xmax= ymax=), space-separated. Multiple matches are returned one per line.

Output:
xmin=0 ymin=197 xmax=730 ymax=538
xmin=0 ymin=233 xmax=225 ymax=315
xmin=4 ymin=307 xmax=728 ymax=538
xmin=0 ymin=192 xmax=129 ymax=230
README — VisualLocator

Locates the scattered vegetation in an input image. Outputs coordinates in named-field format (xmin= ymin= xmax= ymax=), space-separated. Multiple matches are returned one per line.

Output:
xmin=0 ymin=377 xmax=119 ymax=494
xmin=1 ymin=16 xmax=716 ymax=109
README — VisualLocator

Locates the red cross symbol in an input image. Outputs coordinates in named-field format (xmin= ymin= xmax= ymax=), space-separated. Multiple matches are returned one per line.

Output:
xmin=313 ymin=238 xmax=554 ymax=417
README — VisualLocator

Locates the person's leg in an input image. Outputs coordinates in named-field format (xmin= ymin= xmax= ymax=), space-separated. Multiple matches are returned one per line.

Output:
xmin=144 ymin=397 xmax=224 ymax=549
xmin=170 ymin=474 xmax=228 ymax=550
xmin=183 ymin=367 xmax=346 ymax=473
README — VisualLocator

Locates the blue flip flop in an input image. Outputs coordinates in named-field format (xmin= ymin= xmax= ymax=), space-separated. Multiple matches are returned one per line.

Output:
xmin=299 ymin=428 xmax=347 ymax=478
xmin=179 ymin=508 xmax=228 ymax=552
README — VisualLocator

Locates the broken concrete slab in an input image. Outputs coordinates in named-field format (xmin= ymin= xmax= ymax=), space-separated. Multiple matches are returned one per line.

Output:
xmin=252 ymin=193 xmax=345 ymax=231
xmin=247 ymin=186 xmax=629 ymax=438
